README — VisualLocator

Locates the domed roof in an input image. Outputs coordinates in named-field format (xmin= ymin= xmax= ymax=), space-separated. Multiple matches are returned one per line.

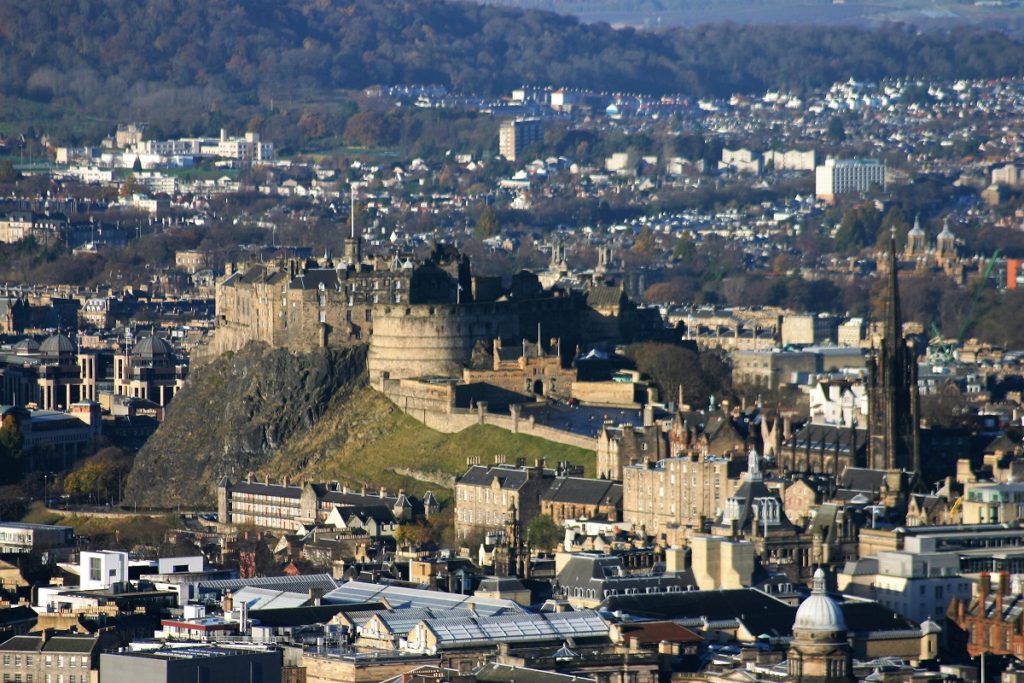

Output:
xmin=908 ymin=215 xmax=925 ymax=236
xmin=938 ymin=219 xmax=955 ymax=240
xmin=793 ymin=568 xmax=846 ymax=635
xmin=132 ymin=335 xmax=173 ymax=359
xmin=12 ymin=339 xmax=39 ymax=356
xmin=40 ymin=333 xmax=74 ymax=357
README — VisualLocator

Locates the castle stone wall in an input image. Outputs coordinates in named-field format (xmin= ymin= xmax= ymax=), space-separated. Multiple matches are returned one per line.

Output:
xmin=368 ymin=302 xmax=518 ymax=382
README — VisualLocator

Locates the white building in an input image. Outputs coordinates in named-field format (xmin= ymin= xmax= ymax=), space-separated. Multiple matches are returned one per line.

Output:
xmin=764 ymin=148 xmax=817 ymax=172
xmin=839 ymin=537 xmax=970 ymax=624
xmin=815 ymin=158 xmax=885 ymax=201
xmin=719 ymin=148 xmax=762 ymax=175
xmin=80 ymin=550 xmax=129 ymax=590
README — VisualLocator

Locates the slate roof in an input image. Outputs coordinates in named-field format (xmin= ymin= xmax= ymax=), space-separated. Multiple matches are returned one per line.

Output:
xmin=601 ymin=589 xmax=795 ymax=637
xmin=586 ymin=285 xmax=625 ymax=309
xmin=541 ymin=478 xmax=622 ymax=508
xmin=343 ymin=505 xmax=398 ymax=525
xmin=841 ymin=600 xmax=917 ymax=633
xmin=290 ymin=268 xmax=343 ymax=291
xmin=788 ymin=424 xmax=867 ymax=455
xmin=615 ymin=621 xmax=703 ymax=644
xmin=0 ymin=633 xmax=98 ymax=653
xmin=603 ymin=589 xmax=916 ymax=639
xmin=556 ymin=553 xmax=695 ymax=595
xmin=459 ymin=465 xmax=552 ymax=490
xmin=0 ymin=606 xmax=37 ymax=629
xmin=839 ymin=467 xmax=890 ymax=493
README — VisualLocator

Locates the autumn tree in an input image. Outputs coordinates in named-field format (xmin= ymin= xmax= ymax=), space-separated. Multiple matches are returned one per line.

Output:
xmin=395 ymin=522 xmax=432 ymax=548
xmin=632 ymin=226 xmax=657 ymax=257
xmin=119 ymin=174 xmax=143 ymax=198
xmin=0 ymin=415 xmax=24 ymax=485
xmin=62 ymin=447 xmax=132 ymax=503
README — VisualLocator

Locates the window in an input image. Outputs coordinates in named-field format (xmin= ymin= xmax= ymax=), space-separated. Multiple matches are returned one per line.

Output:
xmin=89 ymin=557 xmax=102 ymax=582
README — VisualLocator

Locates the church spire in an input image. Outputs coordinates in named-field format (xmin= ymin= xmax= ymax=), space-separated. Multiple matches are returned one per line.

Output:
xmin=885 ymin=228 xmax=902 ymax=346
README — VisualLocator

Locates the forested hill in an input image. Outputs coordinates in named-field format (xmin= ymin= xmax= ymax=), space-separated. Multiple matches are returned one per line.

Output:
xmin=5 ymin=0 xmax=1024 ymax=134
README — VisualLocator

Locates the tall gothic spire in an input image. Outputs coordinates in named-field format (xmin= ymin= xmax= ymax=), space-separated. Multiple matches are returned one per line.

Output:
xmin=885 ymin=228 xmax=902 ymax=345
xmin=868 ymin=229 xmax=921 ymax=482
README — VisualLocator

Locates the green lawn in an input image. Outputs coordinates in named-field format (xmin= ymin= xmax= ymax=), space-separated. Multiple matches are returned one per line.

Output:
xmin=266 ymin=387 xmax=595 ymax=498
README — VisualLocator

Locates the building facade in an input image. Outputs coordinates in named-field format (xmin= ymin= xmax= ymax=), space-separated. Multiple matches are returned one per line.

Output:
xmin=499 ymin=118 xmax=543 ymax=162
xmin=0 ymin=630 xmax=99 ymax=683
xmin=454 ymin=463 xmax=555 ymax=539
xmin=815 ymin=158 xmax=886 ymax=201
xmin=217 ymin=476 xmax=423 ymax=532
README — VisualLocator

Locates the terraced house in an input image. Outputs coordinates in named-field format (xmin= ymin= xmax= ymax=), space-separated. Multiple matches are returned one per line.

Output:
xmin=0 ymin=630 xmax=99 ymax=683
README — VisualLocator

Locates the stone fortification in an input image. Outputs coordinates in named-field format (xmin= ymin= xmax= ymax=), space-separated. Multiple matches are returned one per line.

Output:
xmin=368 ymin=301 xmax=519 ymax=382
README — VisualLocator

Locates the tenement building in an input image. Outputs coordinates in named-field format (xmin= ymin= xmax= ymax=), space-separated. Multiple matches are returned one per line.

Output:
xmin=622 ymin=452 xmax=741 ymax=542
xmin=0 ymin=630 xmax=100 ymax=683
xmin=217 ymin=476 xmax=430 ymax=532
xmin=454 ymin=462 xmax=556 ymax=539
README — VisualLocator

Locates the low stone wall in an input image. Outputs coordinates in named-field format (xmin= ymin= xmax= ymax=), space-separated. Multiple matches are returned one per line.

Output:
xmin=379 ymin=380 xmax=594 ymax=450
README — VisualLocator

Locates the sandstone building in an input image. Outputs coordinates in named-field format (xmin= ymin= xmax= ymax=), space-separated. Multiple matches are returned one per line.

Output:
xmin=454 ymin=462 xmax=556 ymax=539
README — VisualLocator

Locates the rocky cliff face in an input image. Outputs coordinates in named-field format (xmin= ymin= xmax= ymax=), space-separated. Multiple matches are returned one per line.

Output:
xmin=124 ymin=342 xmax=368 ymax=508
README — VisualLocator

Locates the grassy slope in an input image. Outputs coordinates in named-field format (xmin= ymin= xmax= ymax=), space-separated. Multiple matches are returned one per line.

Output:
xmin=264 ymin=387 xmax=596 ymax=499
xmin=22 ymin=502 xmax=176 ymax=548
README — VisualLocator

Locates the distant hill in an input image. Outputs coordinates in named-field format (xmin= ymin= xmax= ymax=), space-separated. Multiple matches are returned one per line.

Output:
xmin=5 ymin=0 xmax=1024 ymax=140
xmin=123 ymin=342 xmax=594 ymax=508
xmin=477 ymin=0 xmax=1024 ymax=32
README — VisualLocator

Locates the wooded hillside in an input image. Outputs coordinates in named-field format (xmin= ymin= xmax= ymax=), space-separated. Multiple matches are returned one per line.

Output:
xmin=4 ymin=0 xmax=1024 ymax=140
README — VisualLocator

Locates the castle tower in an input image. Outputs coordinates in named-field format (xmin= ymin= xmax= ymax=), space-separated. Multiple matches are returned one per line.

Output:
xmin=905 ymin=215 xmax=926 ymax=259
xmin=788 ymin=568 xmax=853 ymax=683
xmin=867 ymin=232 xmax=921 ymax=479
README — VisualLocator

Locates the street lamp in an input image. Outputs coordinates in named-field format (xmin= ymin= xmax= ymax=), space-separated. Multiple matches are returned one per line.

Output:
xmin=42 ymin=473 xmax=53 ymax=508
